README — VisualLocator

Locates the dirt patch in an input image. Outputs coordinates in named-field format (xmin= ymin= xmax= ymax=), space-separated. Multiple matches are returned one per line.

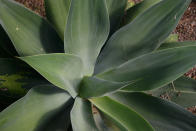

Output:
xmin=15 ymin=0 xmax=45 ymax=17
xmin=175 ymin=2 xmax=196 ymax=41
xmin=187 ymin=106 xmax=196 ymax=114
xmin=185 ymin=67 xmax=196 ymax=79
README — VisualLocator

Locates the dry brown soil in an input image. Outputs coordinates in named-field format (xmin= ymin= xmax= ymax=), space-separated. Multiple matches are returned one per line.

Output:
xmin=175 ymin=2 xmax=196 ymax=41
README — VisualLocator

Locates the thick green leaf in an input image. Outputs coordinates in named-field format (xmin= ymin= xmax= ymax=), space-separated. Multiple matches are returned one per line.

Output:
xmin=81 ymin=45 xmax=196 ymax=98
xmin=92 ymin=107 xmax=110 ymax=131
xmin=172 ymin=76 xmax=196 ymax=92
xmin=149 ymin=76 xmax=196 ymax=107
xmin=95 ymin=0 xmax=191 ymax=74
xmin=0 ymin=85 xmax=73 ymax=131
xmin=45 ymin=0 xmax=71 ymax=39
xmin=164 ymin=34 xmax=179 ymax=43
xmin=106 ymin=0 xmax=127 ymax=34
xmin=124 ymin=0 xmax=161 ymax=24
xmin=94 ymin=111 xmax=127 ymax=131
xmin=93 ymin=104 xmax=144 ymax=131
xmin=71 ymin=98 xmax=98 ymax=131
xmin=0 ymin=0 xmax=63 ymax=56
xmin=20 ymin=53 xmax=83 ymax=97
xmin=149 ymin=76 xmax=196 ymax=96
xmin=0 ymin=58 xmax=46 ymax=98
xmin=159 ymin=41 xmax=196 ymax=50
xmin=97 ymin=46 xmax=196 ymax=92
xmin=126 ymin=0 xmax=135 ymax=10
xmin=0 ymin=25 xmax=17 ymax=57
xmin=170 ymin=91 xmax=196 ymax=108
xmin=92 ymin=106 xmax=129 ymax=131
xmin=41 ymin=98 xmax=72 ymax=131
xmin=79 ymin=76 xmax=125 ymax=98
xmin=64 ymin=0 xmax=109 ymax=75
xmin=90 ymin=96 xmax=154 ymax=131
xmin=109 ymin=92 xmax=196 ymax=131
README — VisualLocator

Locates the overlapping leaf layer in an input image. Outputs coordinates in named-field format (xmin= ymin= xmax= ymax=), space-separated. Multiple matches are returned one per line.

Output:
xmin=0 ymin=0 xmax=196 ymax=130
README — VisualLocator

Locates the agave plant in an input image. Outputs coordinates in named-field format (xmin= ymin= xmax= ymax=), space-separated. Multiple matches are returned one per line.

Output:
xmin=1 ymin=0 xmax=196 ymax=130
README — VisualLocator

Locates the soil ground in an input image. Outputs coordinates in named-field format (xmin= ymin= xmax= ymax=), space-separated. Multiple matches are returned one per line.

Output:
xmin=187 ymin=106 xmax=196 ymax=115
xmin=175 ymin=2 xmax=196 ymax=41
xmin=15 ymin=0 xmax=45 ymax=16
xmin=13 ymin=0 xmax=196 ymax=113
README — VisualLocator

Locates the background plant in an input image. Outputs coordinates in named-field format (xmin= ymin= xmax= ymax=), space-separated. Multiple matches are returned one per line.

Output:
xmin=0 ymin=0 xmax=196 ymax=130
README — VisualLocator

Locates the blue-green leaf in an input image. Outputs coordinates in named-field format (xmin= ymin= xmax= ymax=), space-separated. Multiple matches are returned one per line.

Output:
xmin=124 ymin=0 xmax=161 ymax=24
xmin=159 ymin=41 xmax=196 ymax=50
xmin=95 ymin=0 xmax=191 ymax=74
xmin=45 ymin=0 xmax=71 ymax=39
xmin=97 ymin=46 xmax=196 ymax=92
xmin=71 ymin=98 xmax=98 ymax=131
xmin=109 ymin=92 xmax=196 ymax=131
xmin=0 ymin=0 xmax=63 ymax=56
xmin=0 ymin=85 xmax=73 ymax=131
xmin=106 ymin=0 xmax=127 ymax=34
xmin=64 ymin=0 xmax=109 ymax=75
xmin=149 ymin=76 xmax=196 ymax=108
xmin=20 ymin=53 xmax=83 ymax=97
xmin=90 ymin=96 xmax=154 ymax=131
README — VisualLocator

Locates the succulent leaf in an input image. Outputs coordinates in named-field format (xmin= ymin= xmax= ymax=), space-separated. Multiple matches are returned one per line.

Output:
xmin=71 ymin=98 xmax=98 ymax=131
xmin=109 ymin=92 xmax=196 ymax=130
xmin=20 ymin=53 xmax=83 ymax=97
xmin=79 ymin=76 xmax=125 ymax=98
xmin=95 ymin=0 xmax=191 ymax=74
xmin=0 ymin=85 xmax=73 ymax=131
xmin=164 ymin=34 xmax=179 ymax=43
xmin=149 ymin=76 xmax=196 ymax=108
xmin=124 ymin=0 xmax=161 ymax=24
xmin=0 ymin=0 xmax=64 ymax=56
xmin=97 ymin=46 xmax=196 ymax=92
xmin=64 ymin=0 xmax=110 ymax=75
xmin=90 ymin=96 xmax=154 ymax=131
xmin=45 ymin=0 xmax=71 ymax=40
xmin=0 ymin=0 xmax=195 ymax=130
xmin=106 ymin=0 xmax=127 ymax=34
xmin=159 ymin=41 xmax=196 ymax=50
